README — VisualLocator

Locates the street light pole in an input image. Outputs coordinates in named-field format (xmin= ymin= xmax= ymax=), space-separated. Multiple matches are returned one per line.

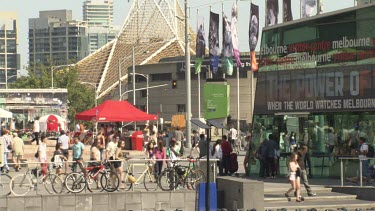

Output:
xmin=133 ymin=46 xmax=137 ymax=130
xmin=51 ymin=64 xmax=75 ymax=89
xmin=146 ymin=74 xmax=149 ymax=113
xmin=185 ymin=0 xmax=192 ymax=149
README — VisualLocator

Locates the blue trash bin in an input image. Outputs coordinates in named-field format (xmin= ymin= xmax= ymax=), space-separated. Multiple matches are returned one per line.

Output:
xmin=197 ymin=182 xmax=217 ymax=211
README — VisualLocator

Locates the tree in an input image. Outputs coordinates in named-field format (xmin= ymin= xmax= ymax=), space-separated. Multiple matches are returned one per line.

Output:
xmin=11 ymin=65 xmax=96 ymax=129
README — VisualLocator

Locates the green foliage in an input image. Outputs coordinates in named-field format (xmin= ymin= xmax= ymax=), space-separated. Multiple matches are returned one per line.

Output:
xmin=11 ymin=65 xmax=96 ymax=129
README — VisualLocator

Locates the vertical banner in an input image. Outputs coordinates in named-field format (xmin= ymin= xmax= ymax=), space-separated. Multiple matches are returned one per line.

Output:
xmin=249 ymin=3 xmax=259 ymax=72
xmin=283 ymin=0 xmax=293 ymax=22
xmin=195 ymin=16 xmax=205 ymax=74
xmin=266 ymin=0 xmax=279 ymax=26
xmin=209 ymin=12 xmax=220 ymax=75
xmin=301 ymin=0 xmax=316 ymax=18
xmin=231 ymin=3 xmax=241 ymax=67
xmin=222 ymin=14 xmax=234 ymax=75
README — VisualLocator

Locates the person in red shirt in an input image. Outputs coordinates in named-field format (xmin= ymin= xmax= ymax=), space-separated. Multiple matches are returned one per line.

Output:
xmin=221 ymin=135 xmax=232 ymax=175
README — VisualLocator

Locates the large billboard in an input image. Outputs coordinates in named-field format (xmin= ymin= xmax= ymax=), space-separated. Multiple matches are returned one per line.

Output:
xmin=259 ymin=6 xmax=375 ymax=71
xmin=204 ymin=84 xmax=230 ymax=119
xmin=254 ymin=65 xmax=375 ymax=114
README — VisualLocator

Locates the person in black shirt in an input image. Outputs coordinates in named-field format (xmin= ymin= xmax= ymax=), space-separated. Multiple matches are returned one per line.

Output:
xmin=297 ymin=145 xmax=316 ymax=197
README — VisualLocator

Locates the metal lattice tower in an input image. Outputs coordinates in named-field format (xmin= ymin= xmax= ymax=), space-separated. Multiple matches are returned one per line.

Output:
xmin=77 ymin=0 xmax=196 ymax=99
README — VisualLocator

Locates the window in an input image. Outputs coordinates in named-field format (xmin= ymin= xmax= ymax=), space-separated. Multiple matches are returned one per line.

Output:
xmin=177 ymin=104 xmax=185 ymax=113
xmin=136 ymin=75 xmax=147 ymax=83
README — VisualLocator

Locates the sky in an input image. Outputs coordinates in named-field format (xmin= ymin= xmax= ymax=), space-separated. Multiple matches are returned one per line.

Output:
xmin=1 ymin=0 xmax=356 ymax=74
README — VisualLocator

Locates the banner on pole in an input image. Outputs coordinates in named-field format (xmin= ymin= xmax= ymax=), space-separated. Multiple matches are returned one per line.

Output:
xmin=195 ymin=15 xmax=205 ymax=74
xmin=222 ymin=14 xmax=233 ymax=75
xmin=209 ymin=11 xmax=220 ymax=75
xmin=266 ymin=0 xmax=279 ymax=26
xmin=301 ymin=0 xmax=317 ymax=18
xmin=249 ymin=3 xmax=259 ymax=72
xmin=283 ymin=0 xmax=293 ymax=22
xmin=231 ymin=3 xmax=241 ymax=67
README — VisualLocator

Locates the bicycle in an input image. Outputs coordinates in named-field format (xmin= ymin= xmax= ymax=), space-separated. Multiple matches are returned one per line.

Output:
xmin=122 ymin=159 xmax=158 ymax=191
xmin=10 ymin=167 xmax=64 ymax=196
xmin=64 ymin=160 xmax=119 ymax=193
xmin=0 ymin=171 xmax=11 ymax=196
xmin=159 ymin=158 xmax=206 ymax=191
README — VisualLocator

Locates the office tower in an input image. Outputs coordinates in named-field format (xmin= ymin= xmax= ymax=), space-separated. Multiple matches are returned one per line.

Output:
xmin=83 ymin=0 xmax=114 ymax=29
xmin=0 ymin=12 xmax=19 ymax=89
xmin=29 ymin=10 xmax=89 ymax=71
xmin=83 ymin=0 xmax=118 ymax=53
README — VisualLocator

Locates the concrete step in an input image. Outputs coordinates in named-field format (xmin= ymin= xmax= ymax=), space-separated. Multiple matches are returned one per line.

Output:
xmin=264 ymin=186 xmax=332 ymax=194
xmin=264 ymin=192 xmax=357 ymax=202
xmin=265 ymin=199 xmax=375 ymax=211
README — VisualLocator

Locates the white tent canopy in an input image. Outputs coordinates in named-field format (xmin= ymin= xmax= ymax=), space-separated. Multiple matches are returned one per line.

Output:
xmin=0 ymin=108 xmax=12 ymax=118
xmin=39 ymin=114 xmax=68 ymax=132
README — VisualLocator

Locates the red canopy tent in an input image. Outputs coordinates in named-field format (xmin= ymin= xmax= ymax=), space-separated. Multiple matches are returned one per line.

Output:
xmin=75 ymin=100 xmax=158 ymax=122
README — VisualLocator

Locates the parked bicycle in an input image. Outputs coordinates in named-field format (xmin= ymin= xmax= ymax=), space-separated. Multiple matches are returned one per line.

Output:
xmin=0 ymin=171 xmax=11 ymax=196
xmin=10 ymin=167 xmax=64 ymax=196
xmin=158 ymin=158 xmax=206 ymax=191
xmin=122 ymin=159 xmax=158 ymax=191
xmin=64 ymin=160 xmax=119 ymax=193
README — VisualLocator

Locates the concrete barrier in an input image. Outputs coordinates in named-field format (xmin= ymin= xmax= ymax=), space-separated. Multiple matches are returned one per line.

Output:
xmin=331 ymin=186 xmax=375 ymax=201
xmin=216 ymin=177 xmax=264 ymax=211
xmin=1 ymin=191 xmax=196 ymax=211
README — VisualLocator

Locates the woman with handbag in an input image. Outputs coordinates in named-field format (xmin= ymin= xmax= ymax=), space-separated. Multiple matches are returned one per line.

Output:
xmin=285 ymin=153 xmax=302 ymax=202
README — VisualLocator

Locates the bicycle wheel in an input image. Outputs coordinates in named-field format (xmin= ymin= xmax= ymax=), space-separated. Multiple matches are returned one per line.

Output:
xmin=44 ymin=173 xmax=63 ymax=194
xmin=100 ymin=171 xmax=119 ymax=192
xmin=143 ymin=170 xmax=158 ymax=191
xmin=10 ymin=174 xmax=32 ymax=196
xmin=0 ymin=174 xmax=11 ymax=196
xmin=158 ymin=169 xmax=177 ymax=191
xmin=190 ymin=169 xmax=206 ymax=189
xmin=64 ymin=172 xmax=86 ymax=193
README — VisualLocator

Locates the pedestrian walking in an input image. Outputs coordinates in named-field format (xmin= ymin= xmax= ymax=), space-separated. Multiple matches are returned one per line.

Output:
xmin=212 ymin=139 xmax=223 ymax=176
xmin=153 ymin=139 xmax=166 ymax=178
xmin=58 ymin=130 xmax=70 ymax=173
xmin=263 ymin=134 xmax=277 ymax=178
xmin=12 ymin=133 xmax=24 ymax=172
xmin=297 ymin=145 xmax=317 ymax=197
xmin=221 ymin=135 xmax=232 ymax=175
xmin=30 ymin=117 xmax=40 ymax=145
xmin=38 ymin=136 xmax=48 ymax=180
xmin=189 ymin=130 xmax=200 ymax=157
xmin=115 ymin=139 xmax=126 ymax=188
xmin=198 ymin=134 xmax=208 ymax=158
xmin=71 ymin=137 xmax=85 ymax=172
xmin=173 ymin=127 xmax=185 ymax=155
xmin=2 ymin=130 xmax=12 ymax=173
xmin=285 ymin=153 xmax=302 ymax=202
xmin=243 ymin=137 xmax=256 ymax=177
xmin=289 ymin=131 xmax=297 ymax=152
xmin=53 ymin=143 xmax=67 ymax=175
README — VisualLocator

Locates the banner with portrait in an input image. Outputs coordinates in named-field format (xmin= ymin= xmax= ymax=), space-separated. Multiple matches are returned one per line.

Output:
xmin=231 ymin=3 xmax=241 ymax=67
xmin=222 ymin=14 xmax=234 ymax=75
xmin=195 ymin=16 xmax=205 ymax=74
xmin=301 ymin=0 xmax=316 ymax=18
xmin=283 ymin=0 xmax=293 ymax=22
xmin=209 ymin=11 xmax=220 ymax=75
xmin=266 ymin=0 xmax=279 ymax=26
xmin=249 ymin=3 xmax=259 ymax=71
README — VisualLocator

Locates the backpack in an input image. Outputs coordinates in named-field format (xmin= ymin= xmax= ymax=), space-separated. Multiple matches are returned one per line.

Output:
xmin=166 ymin=147 xmax=171 ymax=158
xmin=367 ymin=144 xmax=374 ymax=158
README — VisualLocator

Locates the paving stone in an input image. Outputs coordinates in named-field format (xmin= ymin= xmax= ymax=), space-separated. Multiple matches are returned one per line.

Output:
xmin=141 ymin=192 xmax=156 ymax=209
xmin=109 ymin=192 xmax=126 ymax=210
xmin=170 ymin=192 xmax=185 ymax=208
xmin=76 ymin=194 xmax=93 ymax=211
xmin=59 ymin=205 xmax=75 ymax=211
xmin=59 ymin=195 xmax=76 ymax=206
xmin=42 ymin=195 xmax=59 ymax=210
xmin=93 ymin=194 xmax=109 ymax=205
xmin=184 ymin=192 xmax=196 ymax=202
xmin=0 ymin=198 xmax=7 ymax=208
xmin=8 ymin=197 xmax=25 ymax=211
xmin=125 ymin=203 xmax=141 ymax=211
xmin=155 ymin=192 xmax=170 ymax=202
xmin=25 ymin=196 xmax=42 ymax=207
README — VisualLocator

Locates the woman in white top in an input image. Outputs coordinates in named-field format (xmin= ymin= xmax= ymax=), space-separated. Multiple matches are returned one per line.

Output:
xmin=285 ymin=153 xmax=302 ymax=202
xmin=38 ymin=136 xmax=48 ymax=180
xmin=169 ymin=139 xmax=180 ymax=163
xmin=212 ymin=139 xmax=223 ymax=175
xmin=90 ymin=138 xmax=101 ymax=188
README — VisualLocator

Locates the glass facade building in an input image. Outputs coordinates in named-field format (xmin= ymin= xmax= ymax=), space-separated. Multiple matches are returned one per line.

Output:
xmin=0 ymin=12 xmax=20 ymax=89
xmin=29 ymin=10 xmax=89 ymax=71
xmin=252 ymin=5 xmax=375 ymax=177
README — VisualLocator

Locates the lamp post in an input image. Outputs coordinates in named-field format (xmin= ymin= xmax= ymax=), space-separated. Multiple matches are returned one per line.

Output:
xmin=126 ymin=73 xmax=149 ymax=113
xmin=51 ymin=64 xmax=75 ymax=89
xmin=79 ymin=82 xmax=98 ymax=106
xmin=5 ymin=75 xmax=18 ymax=89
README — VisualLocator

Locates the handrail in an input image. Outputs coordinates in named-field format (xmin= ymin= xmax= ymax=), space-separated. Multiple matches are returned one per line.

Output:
xmin=338 ymin=157 xmax=374 ymax=187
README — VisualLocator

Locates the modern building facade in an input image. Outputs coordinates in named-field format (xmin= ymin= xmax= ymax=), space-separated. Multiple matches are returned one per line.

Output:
xmin=0 ymin=12 xmax=20 ymax=89
xmin=253 ymin=4 xmax=375 ymax=177
xmin=83 ymin=0 xmax=117 ymax=53
xmin=83 ymin=0 xmax=113 ymax=29
xmin=29 ymin=10 xmax=89 ymax=71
